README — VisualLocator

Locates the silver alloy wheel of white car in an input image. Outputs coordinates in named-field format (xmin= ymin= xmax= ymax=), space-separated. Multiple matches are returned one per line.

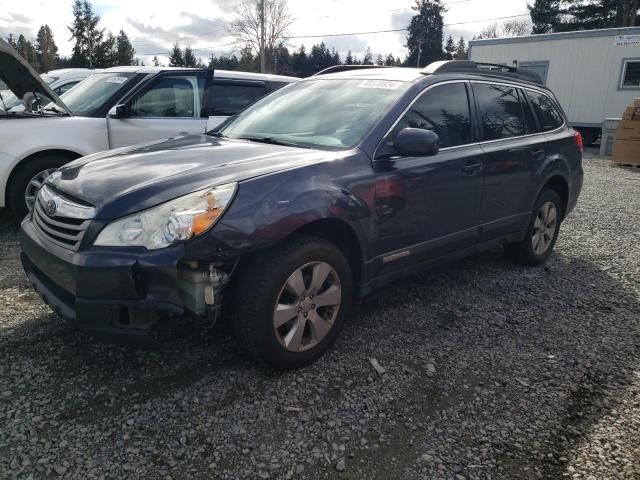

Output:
xmin=24 ymin=168 xmax=55 ymax=212
xmin=273 ymin=261 xmax=342 ymax=353
xmin=532 ymin=201 xmax=558 ymax=255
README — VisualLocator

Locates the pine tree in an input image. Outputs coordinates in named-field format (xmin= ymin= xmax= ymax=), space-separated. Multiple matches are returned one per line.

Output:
xmin=184 ymin=46 xmax=201 ymax=67
xmin=95 ymin=31 xmax=117 ymax=67
xmin=384 ymin=53 xmax=396 ymax=66
xmin=444 ymin=35 xmax=456 ymax=60
xmin=362 ymin=47 xmax=373 ymax=65
xmin=405 ymin=0 xmax=446 ymax=67
xmin=528 ymin=0 xmax=560 ymax=33
xmin=116 ymin=29 xmax=135 ymax=66
xmin=35 ymin=25 xmax=58 ymax=73
xmin=454 ymin=36 xmax=467 ymax=60
xmin=375 ymin=53 xmax=384 ymax=66
xmin=68 ymin=0 xmax=104 ymax=67
xmin=169 ymin=43 xmax=184 ymax=67
xmin=345 ymin=50 xmax=354 ymax=65
xmin=152 ymin=56 xmax=161 ymax=67
xmin=15 ymin=35 xmax=40 ymax=71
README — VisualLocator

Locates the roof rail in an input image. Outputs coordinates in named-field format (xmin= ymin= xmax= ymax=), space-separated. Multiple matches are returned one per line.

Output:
xmin=421 ymin=60 xmax=543 ymax=85
xmin=313 ymin=65 xmax=390 ymax=76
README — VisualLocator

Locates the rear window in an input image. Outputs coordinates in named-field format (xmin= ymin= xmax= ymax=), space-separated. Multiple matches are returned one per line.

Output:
xmin=472 ymin=83 xmax=527 ymax=141
xmin=524 ymin=90 xmax=564 ymax=132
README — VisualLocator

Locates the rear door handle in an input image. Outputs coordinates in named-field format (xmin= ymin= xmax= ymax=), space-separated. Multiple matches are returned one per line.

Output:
xmin=462 ymin=160 xmax=482 ymax=175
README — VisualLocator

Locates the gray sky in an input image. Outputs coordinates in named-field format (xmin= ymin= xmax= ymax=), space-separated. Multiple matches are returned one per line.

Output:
xmin=0 ymin=0 xmax=532 ymax=65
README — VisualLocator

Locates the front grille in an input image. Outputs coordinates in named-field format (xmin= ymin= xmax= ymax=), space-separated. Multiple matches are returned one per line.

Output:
xmin=32 ymin=186 xmax=95 ymax=251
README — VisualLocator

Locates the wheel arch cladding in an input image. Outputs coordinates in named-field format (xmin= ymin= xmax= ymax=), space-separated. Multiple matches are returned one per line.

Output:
xmin=541 ymin=175 xmax=569 ymax=219
xmin=6 ymin=149 xmax=82 ymax=204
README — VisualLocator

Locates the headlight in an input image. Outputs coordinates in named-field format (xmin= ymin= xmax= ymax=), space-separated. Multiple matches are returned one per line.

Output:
xmin=94 ymin=183 xmax=237 ymax=249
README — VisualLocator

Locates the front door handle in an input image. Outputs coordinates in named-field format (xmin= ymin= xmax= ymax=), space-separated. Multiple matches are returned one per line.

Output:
xmin=462 ymin=160 xmax=482 ymax=175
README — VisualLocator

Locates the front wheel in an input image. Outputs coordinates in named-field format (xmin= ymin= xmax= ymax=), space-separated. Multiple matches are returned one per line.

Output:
xmin=505 ymin=189 xmax=563 ymax=266
xmin=232 ymin=236 xmax=353 ymax=369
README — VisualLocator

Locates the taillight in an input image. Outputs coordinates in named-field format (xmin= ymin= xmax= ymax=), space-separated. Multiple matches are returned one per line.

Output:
xmin=574 ymin=131 xmax=584 ymax=152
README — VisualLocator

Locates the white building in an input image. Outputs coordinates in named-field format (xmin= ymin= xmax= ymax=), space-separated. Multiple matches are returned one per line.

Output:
xmin=469 ymin=26 xmax=640 ymax=146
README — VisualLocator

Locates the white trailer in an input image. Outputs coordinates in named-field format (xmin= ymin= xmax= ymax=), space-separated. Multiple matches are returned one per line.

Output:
xmin=469 ymin=26 xmax=640 ymax=146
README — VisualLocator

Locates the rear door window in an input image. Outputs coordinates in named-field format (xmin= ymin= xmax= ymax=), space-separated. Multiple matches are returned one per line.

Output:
xmin=210 ymin=82 xmax=267 ymax=116
xmin=524 ymin=90 xmax=564 ymax=132
xmin=472 ymin=83 xmax=527 ymax=141
xmin=518 ymin=89 xmax=539 ymax=134
xmin=392 ymin=82 xmax=472 ymax=148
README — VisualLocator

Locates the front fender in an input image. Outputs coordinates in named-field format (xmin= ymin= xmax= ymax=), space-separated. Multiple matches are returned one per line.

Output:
xmin=203 ymin=156 xmax=375 ymax=258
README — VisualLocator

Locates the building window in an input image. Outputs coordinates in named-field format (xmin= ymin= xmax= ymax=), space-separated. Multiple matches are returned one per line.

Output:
xmin=620 ymin=59 xmax=640 ymax=89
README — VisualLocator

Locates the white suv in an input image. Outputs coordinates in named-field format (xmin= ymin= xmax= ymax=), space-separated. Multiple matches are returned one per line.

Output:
xmin=0 ymin=39 xmax=297 ymax=219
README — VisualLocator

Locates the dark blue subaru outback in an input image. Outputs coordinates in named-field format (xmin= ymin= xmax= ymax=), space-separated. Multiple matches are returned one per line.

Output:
xmin=20 ymin=61 xmax=583 ymax=369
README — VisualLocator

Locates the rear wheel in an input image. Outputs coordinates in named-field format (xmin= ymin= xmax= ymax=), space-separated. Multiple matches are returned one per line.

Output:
xmin=232 ymin=235 xmax=353 ymax=369
xmin=8 ymin=154 xmax=69 ymax=220
xmin=505 ymin=189 xmax=563 ymax=266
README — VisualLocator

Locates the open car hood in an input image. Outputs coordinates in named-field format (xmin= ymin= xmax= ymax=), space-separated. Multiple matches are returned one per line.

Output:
xmin=0 ymin=38 xmax=71 ymax=115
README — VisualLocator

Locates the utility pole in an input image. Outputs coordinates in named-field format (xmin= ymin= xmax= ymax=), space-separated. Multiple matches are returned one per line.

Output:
xmin=259 ymin=0 xmax=267 ymax=73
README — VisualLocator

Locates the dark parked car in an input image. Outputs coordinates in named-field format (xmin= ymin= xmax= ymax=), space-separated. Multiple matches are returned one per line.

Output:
xmin=20 ymin=61 xmax=584 ymax=369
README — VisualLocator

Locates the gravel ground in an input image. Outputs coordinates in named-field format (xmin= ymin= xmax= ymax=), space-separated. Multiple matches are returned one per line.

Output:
xmin=1 ymin=148 xmax=639 ymax=480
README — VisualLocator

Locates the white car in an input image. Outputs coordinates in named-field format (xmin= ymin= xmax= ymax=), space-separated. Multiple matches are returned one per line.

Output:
xmin=0 ymin=38 xmax=297 ymax=219
xmin=0 ymin=68 xmax=102 ymax=113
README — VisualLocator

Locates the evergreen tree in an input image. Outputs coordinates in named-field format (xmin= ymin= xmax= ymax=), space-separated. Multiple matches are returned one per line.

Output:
xmin=169 ymin=43 xmax=184 ymax=67
xmin=15 ymin=35 xmax=40 ymax=71
xmin=444 ymin=35 xmax=456 ymax=60
xmin=183 ymin=45 xmax=200 ymax=67
xmin=345 ymin=50 xmax=354 ymax=64
xmin=384 ymin=53 xmax=396 ymax=66
xmin=272 ymin=42 xmax=291 ymax=74
xmin=405 ymin=0 xmax=446 ymax=67
xmin=94 ymin=31 xmax=116 ymax=67
xmin=292 ymin=45 xmax=313 ymax=76
xmin=152 ymin=56 xmax=161 ymax=67
xmin=528 ymin=0 xmax=560 ymax=34
xmin=35 ymin=25 xmax=58 ymax=73
xmin=362 ymin=47 xmax=373 ymax=65
xmin=454 ymin=36 xmax=467 ymax=60
xmin=375 ymin=53 xmax=384 ymax=66
xmin=116 ymin=29 xmax=135 ymax=66
xmin=68 ymin=0 xmax=104 ymax=67
xmin=238 ymin=44 xmax=258 ymax=72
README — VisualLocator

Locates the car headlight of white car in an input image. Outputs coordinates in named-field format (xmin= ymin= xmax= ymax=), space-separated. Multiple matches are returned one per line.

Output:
xmin=94 ymin=183 xmax=237 ymax=250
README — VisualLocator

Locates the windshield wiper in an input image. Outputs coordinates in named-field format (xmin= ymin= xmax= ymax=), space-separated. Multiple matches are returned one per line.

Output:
xmin=236 ymin=136 xmax=311 ymax=149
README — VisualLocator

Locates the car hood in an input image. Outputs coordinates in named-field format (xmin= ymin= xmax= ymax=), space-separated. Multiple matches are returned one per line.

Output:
xmin=48 ymin=134 xmax=341 ymax=219
xmin=0 ymin=38 xmax=71 ymax=115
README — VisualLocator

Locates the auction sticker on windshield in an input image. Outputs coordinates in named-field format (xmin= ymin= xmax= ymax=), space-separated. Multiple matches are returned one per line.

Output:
xmin=358 ymin=80 xmax=402 ymax=89
xmin=105 ymin=76 xmax=129 ymax=84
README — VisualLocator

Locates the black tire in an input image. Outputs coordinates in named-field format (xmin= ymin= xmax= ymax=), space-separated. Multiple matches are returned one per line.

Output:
xmin=232 ymin=235 xmax=353 ymax=369
xmin=505 ymin=189 xmax=564 ymax=266
xmin=8 ymin=154 xmax=69 ymax=220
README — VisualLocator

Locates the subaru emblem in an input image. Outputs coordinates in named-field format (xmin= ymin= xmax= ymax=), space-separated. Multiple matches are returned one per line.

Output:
xmin=45 ymin=199 xmax=58 ymax=216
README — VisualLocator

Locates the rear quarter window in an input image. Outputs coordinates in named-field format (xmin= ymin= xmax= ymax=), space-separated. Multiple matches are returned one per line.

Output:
xmin=472 ymin=83 xmax=528 ymax=141
xmin=524 ymin=90 xmax=564 ymax=132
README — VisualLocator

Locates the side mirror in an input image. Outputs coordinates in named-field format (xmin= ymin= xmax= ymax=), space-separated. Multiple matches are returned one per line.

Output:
xmin=394 ymin=127 xmax=440 ymax=157
xmin=108 ymin=103 xmax=129 ymax=119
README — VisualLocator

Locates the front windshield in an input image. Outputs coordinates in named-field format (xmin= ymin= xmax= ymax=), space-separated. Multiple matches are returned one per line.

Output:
xmin=220 ymin=78 xmax=410 ymax=150
xmin=61 ymin=72 xmax=135 ymax=116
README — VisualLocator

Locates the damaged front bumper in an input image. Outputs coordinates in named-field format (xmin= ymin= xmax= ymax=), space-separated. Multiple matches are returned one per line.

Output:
xmin=20 ymin=218 xmax=230 ymax=342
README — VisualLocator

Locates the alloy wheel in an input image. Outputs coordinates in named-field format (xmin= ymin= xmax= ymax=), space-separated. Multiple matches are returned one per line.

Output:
xmin=273 ymin=261 xmax=342 ymax=353
xmin=24 ymin=169 xmax=55 ymax=212
xmin=532 ymin=201 xmax=557 ymax=255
